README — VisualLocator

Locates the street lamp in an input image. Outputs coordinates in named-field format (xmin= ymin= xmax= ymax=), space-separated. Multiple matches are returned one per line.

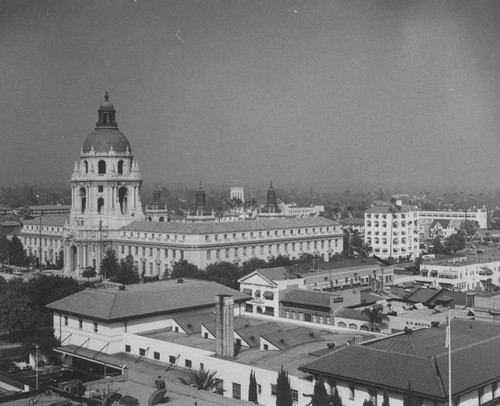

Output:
xmin=35 ymin=344 xmax=39 ymax=390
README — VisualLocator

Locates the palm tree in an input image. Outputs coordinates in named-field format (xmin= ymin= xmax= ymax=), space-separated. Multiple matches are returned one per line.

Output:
xmin=362 ymin=306 xmax=389 ymax=332
xmin=178 ymin=368 xmax=220 ymax=392
xmin=359 ymin=243 xmax=372 ymax=257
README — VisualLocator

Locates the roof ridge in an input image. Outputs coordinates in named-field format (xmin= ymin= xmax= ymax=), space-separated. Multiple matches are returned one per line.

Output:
xmin=435 ymin=333 xmax=500 ymax=357
xmin=106 ymin=292 xmax=119 ymax=320
xmin=430 ymin=356 xmax=447 ymax=398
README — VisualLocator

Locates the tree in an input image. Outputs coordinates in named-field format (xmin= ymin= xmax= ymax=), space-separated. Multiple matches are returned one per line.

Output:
xmin=382 ymin=389 xmax=390 ymax=406
xmin=114 ymin=255 xmax=140 ymax=285
xmin=248 ymin=370 xmax=258 ymax=403
xmin=0 ymin=235 xmax=10 ymax=264
xmin=350 ymin=231 xmax=363 ymax=252
xmin=241 ymin=257 xmax=267 ymax=276
xmin=445 ymin=234 xmax=466 ymax=253
xmin=276 ymin=366 xmax=293 ymax=406
xmin=311 ymin=375 xmax=329 ymax=406
xmin=359 ymin=243 xmax=373 ymax=258
xmin=179 ymin=368 xmax=220 ymax=392
xmin=459 ymin=220 xmax=479 ymax=237
xmin=9 ymin=235 xmax=26 ymax=266
xmin=431 ymin=236 xmax=449 ymax=255
xmin=403 ymin=381 xmax=416 ymax=406
xmin=170 ymin=259 xmax=203 ymax=279
xmin=81 ymin=267 xmax=97 ymax=282
xmin=331 ymin=387 xmax=343 ymax=406
xmin=100 ymin=249 xmax=120 ymax=280
xmin=362 ymin=305 xmax=389 ymax=332
xmin=205 ymin=261 xmax=242 ymax=289
xmin=268 ymin=255 xmax=293 ymax=268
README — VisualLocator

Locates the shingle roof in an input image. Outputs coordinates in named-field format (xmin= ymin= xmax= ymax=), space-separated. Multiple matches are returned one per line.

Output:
xmin=300 ymin=320 xmax=500 ymax=400
xmin=281 ymin=290 xmax=333 ymax=309
xmin=23 ymin=215 xmax=69 ymax=226
xmin=430 ymin=219 xmax=452 ymax=229
xmin=262 ymin=327 xmax=323 ymax=350
xmin=335 ymin=308 xmax=370 ymax=322
xmin=47 ymin=279 xmax=250 ymax=322
xmin=120 ymin=217 xmax=339 ymax=234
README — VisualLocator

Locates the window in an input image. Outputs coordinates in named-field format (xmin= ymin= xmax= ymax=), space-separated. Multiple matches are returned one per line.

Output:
xmin=263 ymin=344 xmax=269 ymax=351
xmin=93 ymin=322 xmax=98 ymax=333
xmin=154 ymin=352 xmax=160 ymax=360
xmin=78 ymin=319 xmax=83 ymax=329
xmin=292 ymin=390 xmax=298 ymax=402
xmin=200 ymin=363 xmax=204 ymax=370
xmin=64 ymin=316 xmax=68 ymax=326
xmin=185 ymin=359 xmax=192 ymax=368
xmin=271 ymin=384 xmax=277 ymax=397
xmin=139 ymin=348 xmax=146 ymax=356
xmin=125 ymin=345 xmax=131 ymax=353
xmin=98 ymin=185 xmax=104 ymax=193
xmin=169 ymin=355 xmax=176 ymax=364
xmin=232 ymin=383 xmax=241 ymax=400
xmin=258 ymin=384 xmax=262 ymax=395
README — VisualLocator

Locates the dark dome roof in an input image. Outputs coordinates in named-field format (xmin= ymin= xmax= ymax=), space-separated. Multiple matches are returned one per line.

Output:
xmin=82 ymin=128 xmax=132 ymax=154
xmin=99 ymin=100 xmax=115 ymax=111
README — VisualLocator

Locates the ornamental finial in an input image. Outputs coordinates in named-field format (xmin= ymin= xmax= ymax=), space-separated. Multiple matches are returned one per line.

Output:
xmin=105 ymin=91 xmax=109 ymax=101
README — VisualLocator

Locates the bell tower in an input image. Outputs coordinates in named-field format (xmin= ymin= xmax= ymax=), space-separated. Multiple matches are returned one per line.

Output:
xmin=64 ymin=93 xmax=145 ymax=275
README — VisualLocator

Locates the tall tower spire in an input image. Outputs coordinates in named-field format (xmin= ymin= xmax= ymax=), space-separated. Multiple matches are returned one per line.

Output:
xmin=96 ymin=91 xmax=117 ymax=128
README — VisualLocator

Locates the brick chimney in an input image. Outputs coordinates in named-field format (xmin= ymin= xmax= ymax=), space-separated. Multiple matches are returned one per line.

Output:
xmin=215 ymin=294 xmax=234 ymax=358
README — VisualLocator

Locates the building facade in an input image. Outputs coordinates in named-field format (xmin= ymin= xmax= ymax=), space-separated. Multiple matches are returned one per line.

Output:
xmin=364 ymin=202 xmax=419 ymax=260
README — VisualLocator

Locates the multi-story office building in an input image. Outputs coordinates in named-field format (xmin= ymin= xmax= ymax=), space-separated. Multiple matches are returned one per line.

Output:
xmin=364 ymin=202 xmax=419 ymax=260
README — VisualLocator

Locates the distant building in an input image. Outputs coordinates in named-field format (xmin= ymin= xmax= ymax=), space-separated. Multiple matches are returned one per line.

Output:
xmin=277 ymin=199 xmax=324 ymax=218
xmin=364 ymin=202 xmax=419 ymax=260
xmin=418 ymin=256 xmax=500 ymax=291
xmin=144 ymin=184 xmax=168 ymax=222
xmin=15 ymin=205 xmax=71 ymax=217
xmin=19 ymin=95 xmax=342 ymax=275
xmin=418 ymin=208 xmax=487 ymax=230
xmin=428 ymin=219 xmax=460 ymax=238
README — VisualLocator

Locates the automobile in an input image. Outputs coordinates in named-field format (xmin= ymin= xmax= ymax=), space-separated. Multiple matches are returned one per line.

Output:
xmin=13 ymin=270 xmax=24 ymax=276
xmin=13 ymin=361 xmax=31 ymax=371
xmin=0 ymin=361 xmax=20 ymax=373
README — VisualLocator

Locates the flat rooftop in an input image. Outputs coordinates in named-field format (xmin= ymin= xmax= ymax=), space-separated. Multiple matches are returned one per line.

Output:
xmin=139 ymin=318 xmax=364 ymax=375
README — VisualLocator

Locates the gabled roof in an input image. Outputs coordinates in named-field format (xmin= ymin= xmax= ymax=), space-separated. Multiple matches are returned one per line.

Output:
xmin=262 ymin=327 xmax=323 ymax=350
xmin=47 ymin=279 xmax=250 ymax=322
xmin=173 ymin=313 xmax=216 ymax=335
xmin=120 ymin=217 xmax=339 ymax=234
xmin=430 ymin=219 xmax=452 ymax=229
xmin=239 ymin=267 xmax=300 ymax=285
xmin=299 ymin=320 xmax=500 ymax=400
xmin=281 ymin=290 xmax=333 ymax=309
xmin=235 ymin=322 xmax=283 ymax=348
xmin=202 ymin=317 xmax=256 ymax=337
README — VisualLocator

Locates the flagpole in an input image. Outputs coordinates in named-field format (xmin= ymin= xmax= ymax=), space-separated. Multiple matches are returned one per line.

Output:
xmin=448 ymin=309 xmax=452 ymax=406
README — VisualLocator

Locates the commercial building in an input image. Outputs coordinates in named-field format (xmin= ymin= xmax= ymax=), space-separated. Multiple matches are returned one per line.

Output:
xmin=418 ymin=208 xmax=487 ymax=230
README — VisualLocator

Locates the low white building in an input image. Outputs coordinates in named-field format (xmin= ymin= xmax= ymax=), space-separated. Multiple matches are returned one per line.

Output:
xmin=418 ymin=257 xmax=500 ymax=291
xmin=418 ymin=208 xmax=487 ymax=229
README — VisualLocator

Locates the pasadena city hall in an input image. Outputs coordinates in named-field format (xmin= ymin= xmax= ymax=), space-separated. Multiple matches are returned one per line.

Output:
xmin=20 ymin=94 xmax=343 ymax=276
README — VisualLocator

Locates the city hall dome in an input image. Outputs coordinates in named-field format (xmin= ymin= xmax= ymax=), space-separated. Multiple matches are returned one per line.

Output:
xmin=82 ymin=92 xmax=132 ymax=154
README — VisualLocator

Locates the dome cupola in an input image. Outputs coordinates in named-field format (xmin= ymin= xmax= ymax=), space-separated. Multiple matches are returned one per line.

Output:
xmin=82 ymin=92 xmax=132 ymax=154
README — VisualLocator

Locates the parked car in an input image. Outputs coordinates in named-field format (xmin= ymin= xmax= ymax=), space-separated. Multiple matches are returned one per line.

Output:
xmin=0 ymin=361 xmax=20 ymax=373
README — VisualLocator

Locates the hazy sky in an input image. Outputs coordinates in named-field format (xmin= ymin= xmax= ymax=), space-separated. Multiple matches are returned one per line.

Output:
xmin=1 ymin=0 xmax=500 ymax=191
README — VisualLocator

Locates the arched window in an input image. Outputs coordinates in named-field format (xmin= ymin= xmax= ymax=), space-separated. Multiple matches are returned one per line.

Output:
xmin=98 ymin=160 xmax=106 ymax=175
xmin=84 ymin=161 xmax=88 ymax=174
xmin=348 ymin=323 xmax=358 ymax=330
xmin=147 ymin=217 xmax=152 ymax=221
xmin=79 ymin=187 xmax=86 ymax=213
xmin=118 ymin=160 xmax=124 ymax=174
xmin=159 ymin=216 xmax=165 ymax=222
xmin=338 ymin=322 xmax=346 ymax=328
xmin=97 ymin=198 xmax=104 ymax=214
